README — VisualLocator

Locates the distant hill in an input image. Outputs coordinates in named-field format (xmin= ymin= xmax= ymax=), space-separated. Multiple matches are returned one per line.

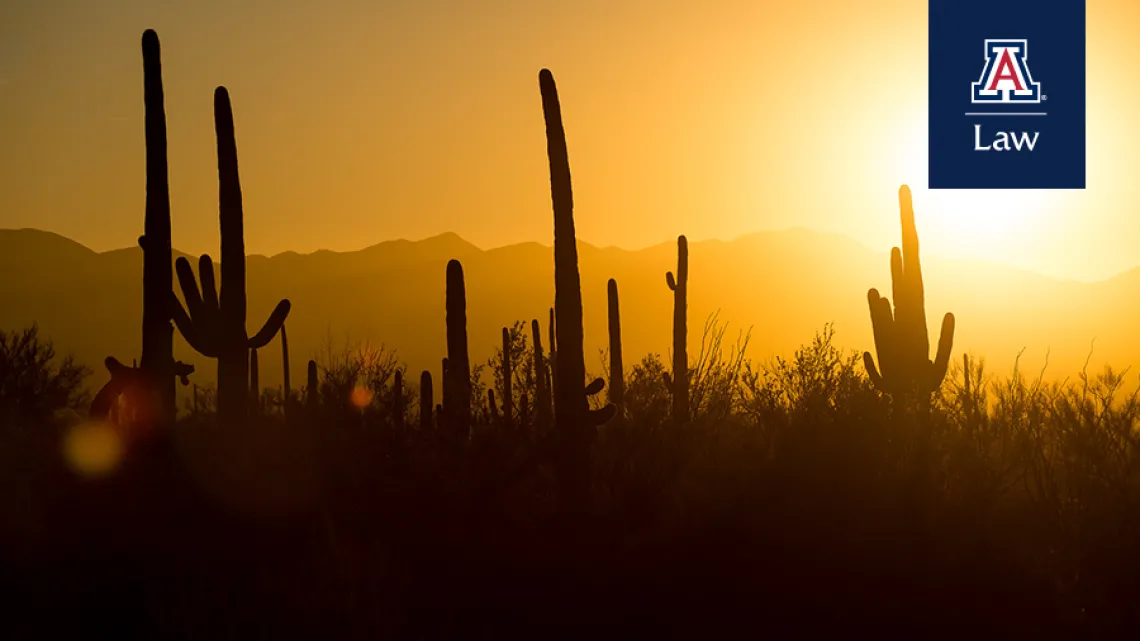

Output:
xmin=0 ymin=227 xmax=1135 ymax=405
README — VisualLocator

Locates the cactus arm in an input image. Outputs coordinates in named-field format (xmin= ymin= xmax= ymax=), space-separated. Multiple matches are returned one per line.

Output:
xmin=196 ymin=254 xmax=220 ymax=316
xmin=866 ymin=287 xmax=895 ymax=390
xmin=666 ymin=272 xmax=676 ymax=290
xmin=248 ymin=300 xmax=291 ymax=349
xmin=862 ymin=352 xmax=884 ymax=391
xmin=589 ymin=405 xmax=617 ymax=425
xmin=931 ymin=313 xmax=956 ymax=388
xmin=584 ymin=377 xmax=604 ymax=396
xmin=175 ymin=257 xmax=206 ymax=320
xmin=170 ymin=294 xmax=218 ymax=358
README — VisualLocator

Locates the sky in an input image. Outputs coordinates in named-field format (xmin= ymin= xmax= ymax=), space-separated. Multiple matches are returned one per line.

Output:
xmin=1 ymin=0 xmax=1138 ymax=282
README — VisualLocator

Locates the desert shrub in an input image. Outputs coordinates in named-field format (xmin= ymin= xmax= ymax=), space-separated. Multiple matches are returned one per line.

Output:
xmin=0 ymin=324 xmax=90 ymax=429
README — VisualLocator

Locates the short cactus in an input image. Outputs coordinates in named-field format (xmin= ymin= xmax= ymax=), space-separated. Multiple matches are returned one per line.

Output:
xmin=607 ymin=278 xmax=625 ymax=408
xmin=443 ymin=260 xmax=471 ymax=439
xmin=666 ymin=235 xmax=688 ymax=425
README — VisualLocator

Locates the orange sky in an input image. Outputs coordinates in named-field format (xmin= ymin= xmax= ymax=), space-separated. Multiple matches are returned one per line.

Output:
xmin=1 ymin=0 xmax=1138 ymax=281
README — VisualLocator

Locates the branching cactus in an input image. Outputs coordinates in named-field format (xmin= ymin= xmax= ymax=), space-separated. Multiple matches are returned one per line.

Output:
xmin=93 ymin=30 xmax=194 ymax=425
xmin=863 ymin=185 xmax=956 ymax=401
xmin=666 ymin=235 xmax=689 ymax=424
xmin=607 ymin=278 xmax=625 ymax=408
xmin=443 ymin=260 xmax=472 ymax=439
xmin=171 ymin=88 xmax=291 ymax=426
xmin=539 ymin=69 xmax=617 ymax=514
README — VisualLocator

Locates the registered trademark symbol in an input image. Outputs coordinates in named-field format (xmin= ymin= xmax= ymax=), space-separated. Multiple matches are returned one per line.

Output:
xmin=1042 ymin=95 xmax=1048 ymax=101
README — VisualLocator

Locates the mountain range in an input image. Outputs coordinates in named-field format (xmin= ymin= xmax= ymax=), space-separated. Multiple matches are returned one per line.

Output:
xmin=2 ymin=227 xmax=1138 ymax=401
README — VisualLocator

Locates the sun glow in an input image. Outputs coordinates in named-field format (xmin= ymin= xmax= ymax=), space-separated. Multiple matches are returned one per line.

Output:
xmin=910 ymin=187 xmax=1058 ymax=263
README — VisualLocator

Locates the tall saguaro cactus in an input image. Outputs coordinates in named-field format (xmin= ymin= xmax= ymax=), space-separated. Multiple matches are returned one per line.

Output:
xmin=171 ymin=88 xmax=291 ymax=426
xmin=666 ymin=235 xmax=689 ymax=424
xmin=94 ymin=30 xmax=197 ymax=425
xmin=607 ymin=278 xmax=625 ymax=407
xmin=138 ymin=29 xmax=179 ymax=424
xmin=863 ymin=185 xmax=956 ymax=400
xmin=443 ymin=259 xmax=472 ymax=439
xmin=539 ymin=69 xmax=616 ymax=515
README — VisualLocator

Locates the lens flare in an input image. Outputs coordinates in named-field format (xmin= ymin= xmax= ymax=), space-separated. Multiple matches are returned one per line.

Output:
xmin=63 ymin=421 xmax=124 ymax=478
xmin=350 ymin=386 xmax=373 ymax=409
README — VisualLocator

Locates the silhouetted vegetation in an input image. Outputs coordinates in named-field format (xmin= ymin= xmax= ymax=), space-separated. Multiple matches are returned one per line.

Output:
xmin=7 ymin=29 xmax=1140 ymax=641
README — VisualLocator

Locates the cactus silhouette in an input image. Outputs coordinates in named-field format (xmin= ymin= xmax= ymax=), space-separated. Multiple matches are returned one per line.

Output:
xmin=539 ymin=69 xmax=617 ymax=514
xmin=487 ymin=389 xmax=500 ymax=424
xmin=863 ymin=185 xmax=955 ymax=399
xmin=419 ymin=370 xmax=433 ymax=430
xmin=501 ymin=327 xmax=513 ymax=428
xmin=91 ymin=357 xmax=192 ymax=421
xmin=443 ymin=260 xmax=471 ymax=440
xmin=171 ymin=88 xmax=291 ymax=426
xmin=607 ymin=278 xmax=625 ymax=408
xmin=531 ymin=319 xmax=552 ymax=431
xmin=93 ymin=30 xmax=195 ymax=424
xmin=305 ymin=360 xmax=319 ymax=410
xmin=666 ymin=235 xmax=689 ymax=424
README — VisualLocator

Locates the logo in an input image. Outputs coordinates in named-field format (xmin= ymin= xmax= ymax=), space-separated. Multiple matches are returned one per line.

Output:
xmin=971 ymin=40 xmax=1041 ymax=103
xmin=928 ymin=0 xmax=1085 ymax=190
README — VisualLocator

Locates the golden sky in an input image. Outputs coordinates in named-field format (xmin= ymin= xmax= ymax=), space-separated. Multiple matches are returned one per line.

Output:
xmin=1 ymin=0 xmax=1138 ymax=282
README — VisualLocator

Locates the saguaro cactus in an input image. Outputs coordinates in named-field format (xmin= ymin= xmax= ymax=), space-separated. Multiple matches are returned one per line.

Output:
xmin=487 ymin=389 xmax=500 ymax=424
xmin=501 ymin=327 xmax=514 ymax=428
xmin=666 ymin=235 xmax=688 ymax=424
xmin=95 ymin=30 xmax=196 ymax=424
xmin=138 ymin=29 xmax=180 ymax=423
xmin=420 ymin=370 xmax=433 ymax=430
xmin=306 ymin=360 xmax=319 ymax=409
xmin=171 ymin=88 xmax=291 ymax=426
xmin=539 ymin=69 xmax=616 ymax=514
xmin=531 ymin=319 xmax=552 ymax=431
xmin=607 ymin=278 xmax=625 ymax=407
xmin=863 ymin=185 xmax=955 ymax=400
xmin=443 ymin=260 xmax=472 ymax=439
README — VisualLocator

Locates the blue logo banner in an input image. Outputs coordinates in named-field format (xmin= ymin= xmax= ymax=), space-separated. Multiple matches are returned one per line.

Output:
xmin=929 ymin=0 xmax=1086 ymax=189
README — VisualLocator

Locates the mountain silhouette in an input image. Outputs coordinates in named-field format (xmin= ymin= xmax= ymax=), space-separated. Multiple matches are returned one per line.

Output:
xmin=0 ymin=227 xmax=1131 ymax=400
